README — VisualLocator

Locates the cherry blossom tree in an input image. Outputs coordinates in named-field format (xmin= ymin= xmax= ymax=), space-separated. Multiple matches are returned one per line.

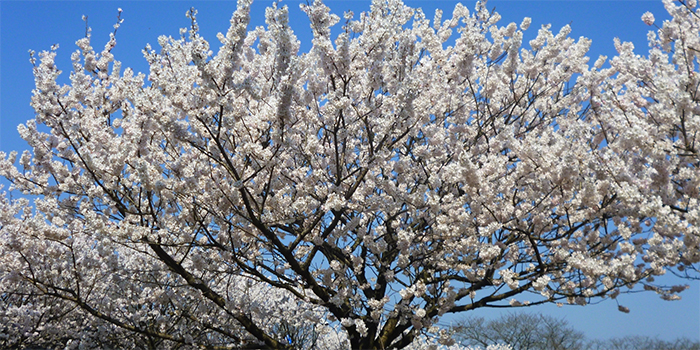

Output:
xmin=1 ymin=0 xmax=698 ymax=349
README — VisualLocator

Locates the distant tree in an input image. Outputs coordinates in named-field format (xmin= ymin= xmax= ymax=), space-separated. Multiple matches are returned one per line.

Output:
xmin=585 ymin=335 xmax=700 ymax=350
xmin=451 ymin=312 xmax=585 ymax=350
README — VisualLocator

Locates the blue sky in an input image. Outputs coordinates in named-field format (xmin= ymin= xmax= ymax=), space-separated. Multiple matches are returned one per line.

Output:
xmin=1 ymin=0 xmax=698 ymax=342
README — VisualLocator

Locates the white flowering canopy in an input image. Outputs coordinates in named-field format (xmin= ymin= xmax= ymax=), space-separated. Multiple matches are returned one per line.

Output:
xmin=1 ymin=0 xmax=699 ymax=349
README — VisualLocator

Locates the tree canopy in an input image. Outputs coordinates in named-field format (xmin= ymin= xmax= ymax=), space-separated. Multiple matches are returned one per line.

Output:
xmin=1 ymin=0 xmax=698 ymax=349
xmin=452 ymin=313 xmax=586 ymax=350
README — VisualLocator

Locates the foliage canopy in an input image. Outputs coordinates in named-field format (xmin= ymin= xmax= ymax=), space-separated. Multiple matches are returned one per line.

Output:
xmin=1 ymin=0 xmax=699 ymax=348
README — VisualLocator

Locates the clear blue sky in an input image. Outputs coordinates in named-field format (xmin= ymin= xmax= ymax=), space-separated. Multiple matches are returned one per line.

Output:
xmin=1 ymin=0 xmax=698 ymax=342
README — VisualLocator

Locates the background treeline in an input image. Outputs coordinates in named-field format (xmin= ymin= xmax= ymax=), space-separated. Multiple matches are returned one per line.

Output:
xmin=451 ymin=312 xmax=700 ymax=350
